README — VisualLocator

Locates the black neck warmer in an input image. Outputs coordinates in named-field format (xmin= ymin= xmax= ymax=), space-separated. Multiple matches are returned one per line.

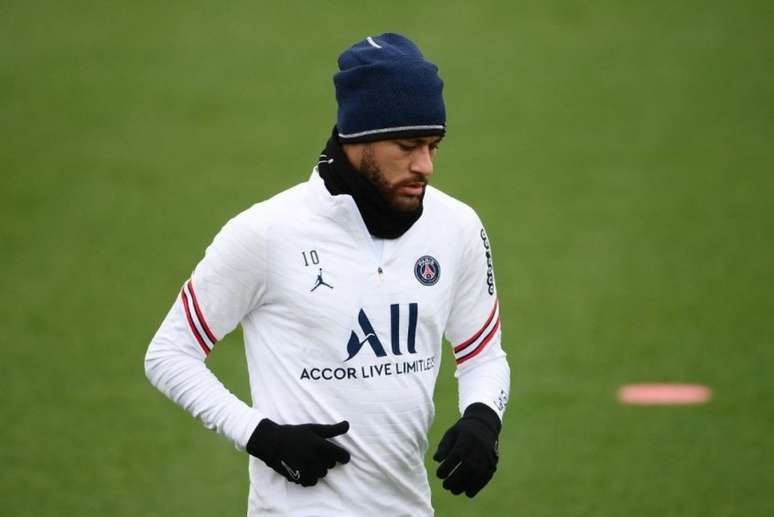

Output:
xmin=316 ymin=128 xmax=423 ymax=239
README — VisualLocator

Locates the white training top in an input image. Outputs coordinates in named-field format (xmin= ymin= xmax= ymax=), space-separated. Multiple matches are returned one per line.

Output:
xmin=145 ymin=170 xmax=510 ymax=517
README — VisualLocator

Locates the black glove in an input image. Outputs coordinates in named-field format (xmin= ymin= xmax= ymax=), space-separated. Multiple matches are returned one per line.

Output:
xmin=246 ymin=418 xmax=351 ymax=487
xmin=433 ymin=403 xmax=501 ymax=498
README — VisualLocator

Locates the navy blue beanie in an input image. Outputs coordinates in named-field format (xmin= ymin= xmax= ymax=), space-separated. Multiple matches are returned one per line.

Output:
xmin=334 ymin=33 xmax=446 ymax=143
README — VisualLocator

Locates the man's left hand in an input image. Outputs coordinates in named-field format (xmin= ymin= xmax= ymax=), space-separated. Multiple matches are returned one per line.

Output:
xmin=432 ymin=403 xmax=501 ymax=498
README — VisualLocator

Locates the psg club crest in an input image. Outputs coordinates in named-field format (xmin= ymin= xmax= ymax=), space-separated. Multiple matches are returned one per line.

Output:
xmin=414 ymin=255 xmax=441 ymax=286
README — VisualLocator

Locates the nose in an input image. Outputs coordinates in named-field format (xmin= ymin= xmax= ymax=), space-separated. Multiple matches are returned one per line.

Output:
xmin=409 ymin=146 xmax=434 ymax=178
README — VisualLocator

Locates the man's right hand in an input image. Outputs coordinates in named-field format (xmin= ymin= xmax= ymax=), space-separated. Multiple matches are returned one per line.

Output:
xmin=246 ymin=419 xmax=351 ymax=486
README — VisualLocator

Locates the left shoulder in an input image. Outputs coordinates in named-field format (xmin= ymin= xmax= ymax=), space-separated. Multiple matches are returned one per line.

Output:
xmin=423 ymin=185 xmax=482 ymax=229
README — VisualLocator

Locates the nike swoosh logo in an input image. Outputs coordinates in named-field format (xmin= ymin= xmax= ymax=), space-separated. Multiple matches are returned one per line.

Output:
xmin=281 ymin=460 xmax=301 ymax=481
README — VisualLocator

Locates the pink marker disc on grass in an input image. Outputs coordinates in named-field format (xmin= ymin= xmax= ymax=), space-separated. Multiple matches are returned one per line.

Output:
xmin=618 ymin=383 xmax=712 ymax=405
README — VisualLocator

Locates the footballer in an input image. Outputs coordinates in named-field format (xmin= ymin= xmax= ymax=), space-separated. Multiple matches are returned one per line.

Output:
xmin=145 ymin=33 xmax=510 ymax=516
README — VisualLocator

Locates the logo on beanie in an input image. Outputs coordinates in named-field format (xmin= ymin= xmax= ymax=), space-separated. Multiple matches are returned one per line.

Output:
xmin=414 ymin=256 xmax=441 ymax=286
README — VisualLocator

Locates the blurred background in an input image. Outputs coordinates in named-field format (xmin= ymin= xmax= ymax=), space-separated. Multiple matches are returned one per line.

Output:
xmin=2 ymin=1 xmax=773 ymax=515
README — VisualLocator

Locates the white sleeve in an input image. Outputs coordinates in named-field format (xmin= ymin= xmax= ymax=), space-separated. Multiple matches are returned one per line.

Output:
xmin=444 ymin=211 xmax=510 ymax=421
xmin=144 ymin=209 xmax=268 ymax=449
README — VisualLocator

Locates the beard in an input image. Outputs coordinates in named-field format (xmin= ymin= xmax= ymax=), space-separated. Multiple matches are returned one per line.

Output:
xmin=359 ymin=147 xmax=426 ymax=214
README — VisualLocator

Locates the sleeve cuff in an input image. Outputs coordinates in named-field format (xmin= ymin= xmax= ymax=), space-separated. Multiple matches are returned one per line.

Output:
xmin=463 ymin=402 xmax=502 ymax=435
xmin=234 ymin=409 xmax=268 ymax=451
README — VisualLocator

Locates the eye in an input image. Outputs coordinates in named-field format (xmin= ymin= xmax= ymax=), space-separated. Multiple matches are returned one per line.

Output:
xmin=397 ymin=142 xmax=414 ymax=152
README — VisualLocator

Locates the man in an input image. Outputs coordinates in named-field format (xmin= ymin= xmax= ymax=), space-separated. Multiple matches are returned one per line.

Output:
xmin=145 ymin=33 xmax=510 ymax=516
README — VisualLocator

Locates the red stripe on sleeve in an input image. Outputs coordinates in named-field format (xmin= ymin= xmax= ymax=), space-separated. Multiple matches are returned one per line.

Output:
xmin=453 ymin=299 xmax=499 ymax=353
xmin=181 ymin=290 xmax=211 ymax=356
xmin=456 ymin=319 xmax=500 ymax=365
xmin=187 ymin=280 xmax=218 ymax=344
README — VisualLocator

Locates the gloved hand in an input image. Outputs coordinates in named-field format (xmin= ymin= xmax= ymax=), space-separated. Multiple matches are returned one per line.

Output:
xmin=246 ymin=418 xmax=351 ymax=486
xmin=433 ymin=403 xmax=501 ymax=498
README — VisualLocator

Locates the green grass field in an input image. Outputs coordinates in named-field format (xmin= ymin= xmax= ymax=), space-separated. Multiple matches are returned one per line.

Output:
xmin=2 ymin=1 xmax=773 ymax=515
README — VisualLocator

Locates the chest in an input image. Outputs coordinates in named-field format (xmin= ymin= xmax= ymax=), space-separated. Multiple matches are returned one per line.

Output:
xmin=260 ymin=217 xmax=459 ymax=358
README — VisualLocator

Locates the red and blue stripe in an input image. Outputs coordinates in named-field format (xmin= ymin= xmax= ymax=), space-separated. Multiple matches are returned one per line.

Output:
xmin=453 ymin=299 xmax=500 ymax=365
xmin=181 ymin=280 xmax=218 ymax=356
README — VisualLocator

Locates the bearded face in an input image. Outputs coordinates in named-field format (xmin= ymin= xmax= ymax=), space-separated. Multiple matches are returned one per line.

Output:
xmin=359 ymin=146 xmax=427 ymax=213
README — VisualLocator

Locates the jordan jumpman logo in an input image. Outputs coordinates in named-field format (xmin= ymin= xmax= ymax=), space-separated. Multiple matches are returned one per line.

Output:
xmin=310 ymin=268 xmax=334 ymax=292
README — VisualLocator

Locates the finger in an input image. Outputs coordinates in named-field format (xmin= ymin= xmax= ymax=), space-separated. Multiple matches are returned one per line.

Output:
xmin=300 ymin=476 xmax=317 ymax=487
xmin=280 ymin=470 xmax=300 ymax=485
xmin=443 ymin=461 xmax=474 ymax=495
xmin=310 ymin=420 xmax=350 ymax=439
xmin=299 ymin=465 xmax=326 ymax=487
xmin=464 ymin=465 xmax=494 ymax=498
xmin=436 ymin=451 xmax=462 ymax=479
xmin=432 ymin=429 xmax=456 ymax=462
xmin=319 ymin=440 xmax=351 ymax=465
